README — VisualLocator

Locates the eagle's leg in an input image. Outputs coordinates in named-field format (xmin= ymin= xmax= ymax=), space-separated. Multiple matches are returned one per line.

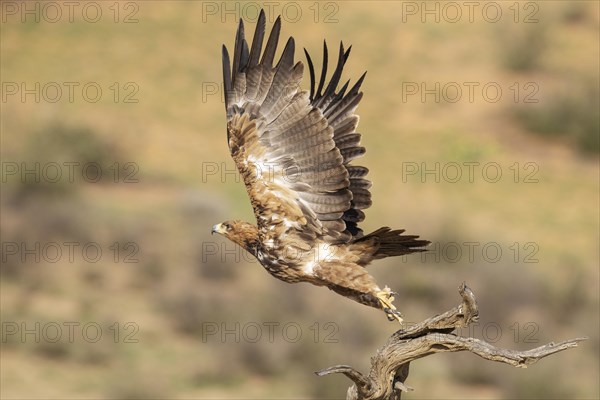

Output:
xmin=376 ymin=287 xmax=403 ymax=323
xmin=313 ymin=262 xmax=403 ymax=322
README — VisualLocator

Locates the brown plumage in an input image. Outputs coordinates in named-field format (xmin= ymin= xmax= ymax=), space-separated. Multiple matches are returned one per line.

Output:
xmin=211 ymin=10 xmax=429 ymax=322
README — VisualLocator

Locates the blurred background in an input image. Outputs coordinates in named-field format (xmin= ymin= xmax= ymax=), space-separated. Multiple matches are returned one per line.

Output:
xmin=1 ymin=1 xmax=598 ymax=398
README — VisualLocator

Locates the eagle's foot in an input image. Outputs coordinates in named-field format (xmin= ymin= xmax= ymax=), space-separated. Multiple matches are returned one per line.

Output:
xmin=383 ymin=307 xmax=403 ymax=322
xmin=376 ymin=287 xmax=403 ymax=323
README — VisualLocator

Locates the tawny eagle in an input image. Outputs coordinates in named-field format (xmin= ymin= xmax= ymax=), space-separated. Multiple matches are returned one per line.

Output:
xmin=212 ymin=10 xmax=429 ymax=322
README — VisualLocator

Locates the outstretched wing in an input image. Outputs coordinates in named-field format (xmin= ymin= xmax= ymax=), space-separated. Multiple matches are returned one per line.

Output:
xmin=222 ymin=11 xmax=370 ymax=243
xmin=304 ymin=42 xmax=371 ymax=239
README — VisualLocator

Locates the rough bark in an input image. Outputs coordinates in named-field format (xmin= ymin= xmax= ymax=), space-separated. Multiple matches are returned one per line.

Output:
xmin=316 ymin=283 xmax=587 ymax=400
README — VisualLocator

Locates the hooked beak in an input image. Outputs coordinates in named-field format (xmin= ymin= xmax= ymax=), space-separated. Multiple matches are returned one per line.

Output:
xmin=211 ymin=223 xmax=223 ymax=235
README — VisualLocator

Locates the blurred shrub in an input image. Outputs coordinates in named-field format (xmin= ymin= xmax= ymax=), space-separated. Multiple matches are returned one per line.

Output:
xmin=503 ymin=365 xmax=575 ymax=399
xmin=495 ymin=3 xmax=599 ymax=155
xmin=496 ymin=20 xmax=547 ymax=72
xmin=129 ymin=258 xmax=167 ymax=289
xmin=0 ymin=192 xmax=95 ymax=284
xmin=7 ymin=123 xmax=123 ymax=201
xmin=541 ymin=266 xmax=589 ymax=325
xmin=34 ymin=336 xmax=72 ymax=360
xmin=23 ymin=123 xmax=118 ymax=166
xmin=560 ymin=2 xmax=593 ymax=25
xmin=239 ymin=341 xmax=283 ymax=377
xmin=158 ymin=283 xmax=225 ymax=336
xmin=105 ymin=365 xmax=170 ymax=400
xmin=513 ymin=80 xmax=599 ymax=154
xmin=449 ymin=355 xmax=500 ymax=386
xmin=198 ymin=258 xmax=236 ymax=281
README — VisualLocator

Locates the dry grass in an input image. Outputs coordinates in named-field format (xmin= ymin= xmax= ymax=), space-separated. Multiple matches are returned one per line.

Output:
xmin=1 ymin=1 xmax=598 ymax=399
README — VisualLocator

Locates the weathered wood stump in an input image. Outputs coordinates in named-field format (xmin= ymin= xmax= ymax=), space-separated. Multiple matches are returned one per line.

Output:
xmin=317 ymin=283 xmax=586 ymax=400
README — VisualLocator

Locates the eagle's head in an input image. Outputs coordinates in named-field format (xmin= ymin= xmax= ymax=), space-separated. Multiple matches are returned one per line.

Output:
xmin=212 ymin=220 xmax=260 ymax=254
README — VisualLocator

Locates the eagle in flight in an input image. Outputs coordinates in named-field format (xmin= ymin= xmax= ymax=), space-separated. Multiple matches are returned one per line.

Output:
xmin=212 ymin=10 xmax=429 ymax=322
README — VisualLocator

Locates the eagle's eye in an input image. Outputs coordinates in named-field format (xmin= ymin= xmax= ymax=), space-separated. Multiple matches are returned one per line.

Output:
xmin=223 ymin=222 xmax=232 ymax=231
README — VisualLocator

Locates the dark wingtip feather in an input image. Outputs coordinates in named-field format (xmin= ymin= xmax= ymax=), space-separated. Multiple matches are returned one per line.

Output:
xmin=304 ymin=48 xmax=316 ymax=100
xmin=240 ymin=39 xmax=250 ymax=72
xmin=321 ymin=42 xmax=348 ymax=100
xmin=348 ymin=71 xmax=367 ymax=97
xmin=338 ymin=79 xmax=350 ymax=98
xmin=343 ymin=44 xmax=352 ymax=61
xmin=248 ymin=10 xmax=266 ymax=67
xmin=222 ymin=44 xmax=232 ymax=110
xmin=261 ymin=15 xmax=281 ymax=67
xmin=316 ymin=40 xmax=329 ymax=99
xmin=232 ymin=19 xmax=245 ymax=80
xmin=276 ymin=36 xmax=295 ymax=69
xmin=324 ymin=79 xmax=350 ymax=113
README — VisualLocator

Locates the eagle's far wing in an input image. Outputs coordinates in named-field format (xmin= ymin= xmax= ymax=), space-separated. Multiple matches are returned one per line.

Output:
xmin=304 ymin=42 xmax=371 ymax=239
xmin=222 ymin=11 xmax=368 ymax=243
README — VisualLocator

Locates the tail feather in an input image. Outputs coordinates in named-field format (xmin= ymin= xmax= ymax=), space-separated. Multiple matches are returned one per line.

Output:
xmin=356 ymin=227 xmax=429 ymax=260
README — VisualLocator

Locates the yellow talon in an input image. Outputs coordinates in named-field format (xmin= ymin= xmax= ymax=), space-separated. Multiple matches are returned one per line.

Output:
xmin=376 ymin=287 xmax=403 ymax=323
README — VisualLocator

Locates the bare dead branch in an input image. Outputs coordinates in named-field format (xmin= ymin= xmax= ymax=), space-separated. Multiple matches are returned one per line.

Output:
xmin=316 ymin=283 xmax=587 ymax=400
